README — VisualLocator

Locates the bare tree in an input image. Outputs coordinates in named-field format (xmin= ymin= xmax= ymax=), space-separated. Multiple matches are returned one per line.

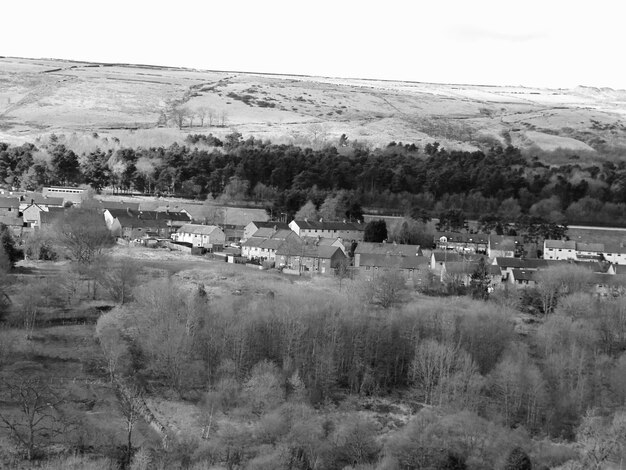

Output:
xmin=97 ymin=257 xmax=142 ymax=305
xmin=132 ymin=280 xmax=199 ymax=389
xmin=368 ymin=269 xmax=406 ymax=308
xmin=218 ymin=110 xmax=228 ymax=127
xmin=54 ymin=208 xmax=114 ymax=265
xmin=0 ymin=363 xmax=67 ymax=460
xmin=170 ymin=106 xmax=190 ymax=130
xmin=115 ymin=382 xmax=143 ymax=468
xmin=96 ymin=312 xmax=129 ymax=382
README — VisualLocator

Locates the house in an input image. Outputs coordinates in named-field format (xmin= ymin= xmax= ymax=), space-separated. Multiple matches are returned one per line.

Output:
xmin=543 ymin=239 xmax=626 ymax=264
xmin=488 ymin=235 xmax=524 ymax=258
xmin=355 ymin=242 xmax=426 ymax=278
xmin=430 ymin=251 xmax=485 ymax=273
xmin=42 ymin=187 xmax=86 ymax=205
xmin=509 ymin=269 xmax=538 ymax=288
xmin=275 ymin=243 xmax=347 ymax=275
xmin=39 ymin=207 xmax=66 ymax=229
xmin=86 ymin=199 xmax=140 ymax=212
xmin=243 ymin=221 xmax=290 ymax=242
xmin=289 ymin=219 xmax=364 ymax=241
xmin=104 ymin=208 xmax=189 ymax=239
xmin=17 ymin=193 xmax=64 ymax=211
xmin=492 ymin=258 xmax=553 ymax=281
xmin=576 ymin=243 xmax=605 ymax=261
xmin=301 ymin=236 xmax=347 ymax=255
xmin=22 ymin=203 xmax=48 ymax=229
xmin=591 ymin=273 xmax=626 ymax=297
xmin=241 ymin=229 xmax=298 ymax=261
xmin=172 ymin=224 xmax=225 ymax=250
xmin=434 ymin=232 xmax=489 ymax=254
xmin=0 ymin=197 xmax=19 ymax=216
xmin=543 ymin=240 xmax=577 ymax=260
xmin=440 ymin=261 xmax=502 ymax=289
xmin=602 ymin=244 xmax=626 ymax=265
xmin=0 ymin=197 xmax=23 ymax=237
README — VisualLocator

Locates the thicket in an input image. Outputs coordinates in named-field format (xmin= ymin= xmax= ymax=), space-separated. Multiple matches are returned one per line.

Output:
xmin=80 ymin=276 xmax=626 ymax=468
xmin=3 ymin=137 xmax=626 ymax=224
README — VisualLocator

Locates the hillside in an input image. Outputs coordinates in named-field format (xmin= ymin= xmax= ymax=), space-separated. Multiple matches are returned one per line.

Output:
xmin=1 ymin=56 xmax=626 ymax=158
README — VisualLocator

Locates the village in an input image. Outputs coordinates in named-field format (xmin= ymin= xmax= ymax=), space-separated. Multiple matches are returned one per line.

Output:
xmin=2 ymin=185 xmax=626 ymax=300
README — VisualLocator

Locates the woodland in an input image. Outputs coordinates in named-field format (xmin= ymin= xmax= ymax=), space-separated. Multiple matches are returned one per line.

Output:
xmin=1 ymin=133 xmax=626 ymax=469
xmin=2 ymin=134 xmax=626 ymax=226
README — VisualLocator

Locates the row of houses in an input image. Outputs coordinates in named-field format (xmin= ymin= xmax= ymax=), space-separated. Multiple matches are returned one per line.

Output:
xmin=435 ymin=232 xmax=524 ymax=257
xmin=544 ymin=239 xmax=626 ymax=265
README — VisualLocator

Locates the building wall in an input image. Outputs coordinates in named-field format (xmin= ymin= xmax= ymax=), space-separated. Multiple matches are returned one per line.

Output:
xmin=603 ymin=252 xmax=626 ymax=265
xmin=176 ymin=229 xmax=226 ymax=248
xmin=22 ymin=205 xmax=45 ymax=228
xmin=544 ymin=247 xmax=575 ymax=260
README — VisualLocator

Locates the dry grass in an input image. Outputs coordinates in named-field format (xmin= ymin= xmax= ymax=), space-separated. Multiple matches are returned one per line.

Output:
xmin=2 ymin=57 xmax=625 ymax=155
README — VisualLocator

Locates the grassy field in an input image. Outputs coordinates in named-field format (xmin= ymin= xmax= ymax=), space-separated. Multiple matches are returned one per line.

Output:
xmin=1 ymin=57 xmax=626 ymax=161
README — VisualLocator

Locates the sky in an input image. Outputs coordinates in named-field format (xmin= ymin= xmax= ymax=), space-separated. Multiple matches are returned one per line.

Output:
xmin=1 ymin=0 xmax=624 ymax=89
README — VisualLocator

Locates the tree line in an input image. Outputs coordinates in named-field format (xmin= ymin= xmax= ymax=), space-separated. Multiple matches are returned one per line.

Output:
xmin=3 ymin=136 xmax=626 ymax=225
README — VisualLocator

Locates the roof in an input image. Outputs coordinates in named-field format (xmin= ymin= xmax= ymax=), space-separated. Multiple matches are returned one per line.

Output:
xmin=604 ymin=243 xmax=626 ymax=255
xmin=139 ymin=203 xmax=269 ymax=226
xmin=92 ymin=200 xmax=140 ymax=211
xmin=432 ymin=251 xmax=485 ymax=263
xmin=251 ymin=227 xmax=276 ymax=238
xmin=277 ymin=243 xmax=345 ymax=259
xmin=301 ymin=236 xmax=342 ymax=246
xmin=19 ymin=193 xmax=64 ymax=207
xmin=0 ymin=197 xmax=19 ymax=209
xmin=248 ymin=221 xmax=290 ymax=230
xmin=177 ymin=224 xmax=222 ymax=236
xmin=106 ymin=208 xmax=190 ymax=222
xmin=242 ymin=237 xmax=266 ymax=248
xmin=489 ymin=235 xmax=523 ymax=250
xmin=576 ymin=242 xmax=605 ymax=253
xmin=40 ymin=207 xmax=66 ymax=225
xmin=355 ymin=242 xmax=422 ymax=257
xmin=544 ymin=239 xmax=576 ymax=250
xmin=511 ymin=269 xmax=537 ymax=282
xmin=436 ymin=232 xmax=489 ymax=244
xmin=0 ymin=215 xmax=23 ymax=227
xmin=359 ymin=253 xmax=428 ymax=270
xmin=117 ymin=217 xmax=170 ymax=229
xmin=291 ymin=219 xmax=364 ymax=231
xmin=445 ymin=262 xmax=501 ymax=276
xmin=494 ymin=258 xmax=548 ymax=269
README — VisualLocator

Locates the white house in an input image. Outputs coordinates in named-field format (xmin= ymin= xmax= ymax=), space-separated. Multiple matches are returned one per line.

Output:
xmin=22 ymin=203 xmax=48 ymax=229
xmin=172 ymin=224 xmax=225 ymax=249
xmin=241 ymin=229 xmax=298 ymax=261
xmin=543 ymin=240 xmax=577 ymax=260
xmin=288 ymin=219 xmax=364 ymax=241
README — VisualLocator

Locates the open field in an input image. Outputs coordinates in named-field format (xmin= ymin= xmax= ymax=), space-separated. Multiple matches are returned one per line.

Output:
xmin=1 ymin=57 xmax=626 ymax=160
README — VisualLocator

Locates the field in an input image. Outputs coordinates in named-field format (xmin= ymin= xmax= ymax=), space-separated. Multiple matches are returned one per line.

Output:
xmin=1 ymin=57 xmax=626 ymax=160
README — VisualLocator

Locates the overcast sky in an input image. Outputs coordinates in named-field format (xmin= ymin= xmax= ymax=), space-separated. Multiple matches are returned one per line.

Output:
xmin=2 ymin=0 xmax=623 ymax=89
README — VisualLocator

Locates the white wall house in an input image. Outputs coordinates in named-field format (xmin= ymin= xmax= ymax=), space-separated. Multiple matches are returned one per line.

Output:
xmin=289 ymin=219 xmax=364 ymax=241
xmin=543 ymin=240 xmax=577 ymax=260
xmin=172 ymin=224 xmax=225 ymax=248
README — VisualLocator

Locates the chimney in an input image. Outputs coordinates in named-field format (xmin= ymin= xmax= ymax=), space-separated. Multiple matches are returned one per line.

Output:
xmin=273 ymin=225 xmax=277 ymax=231
xmin=31 ymin=199 xmax=34 ymax=205
xmin=304 ymin=217 xmax=308 ymax=223
xmin=319 ymin=218 xmax=323 ymax=223
xmin=343 ymin=219 xmax=346 ymax=223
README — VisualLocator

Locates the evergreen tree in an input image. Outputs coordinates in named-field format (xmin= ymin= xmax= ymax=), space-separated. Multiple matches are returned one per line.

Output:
xmin=469 ymin=257 xmax=491 ymax=300
xmin=364 ymin=220 xmax=387 ymax=243
xmin=503 ymin=447 xmax=532 ymax=470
